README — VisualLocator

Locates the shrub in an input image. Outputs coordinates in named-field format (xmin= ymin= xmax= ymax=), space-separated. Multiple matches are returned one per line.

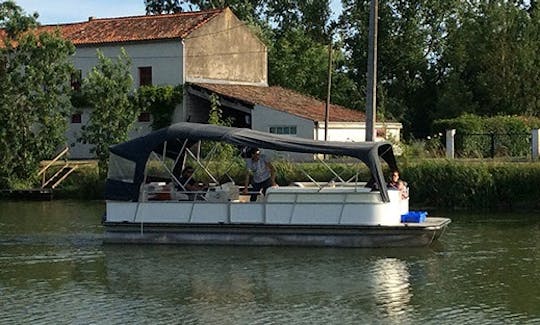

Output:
xmin=54 ymin=164 xmax=105 ymax=199
xmin=51 ymin=159 xmax=540 ymax=211
xmin=433 ymin=114 xmax=540 ymax=158
xmin=405 ymin=160 xmax=494 ymax=208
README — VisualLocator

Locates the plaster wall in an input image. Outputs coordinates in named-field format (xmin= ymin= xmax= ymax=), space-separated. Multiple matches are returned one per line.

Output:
xmin=251 ymin=105 xmax=314 ymax=160
xmin=251 ymin=105 xmax=313 ymax=138
xmin=73 ymin=40 xmax=183 ymax=87
xmin=69 ymin=41 xmax=183 ymax=158
xmin=67 ymin=108 xmax=153 ymax=159
xmin=184 ymin=8 xmax=267 ymax=85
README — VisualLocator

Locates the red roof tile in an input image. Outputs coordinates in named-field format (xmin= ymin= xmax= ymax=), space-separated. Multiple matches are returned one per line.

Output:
xmin=193 ymin=83 xmax=365 ymax=122
xmin=38 ymin=9 xmax=224 ymax=45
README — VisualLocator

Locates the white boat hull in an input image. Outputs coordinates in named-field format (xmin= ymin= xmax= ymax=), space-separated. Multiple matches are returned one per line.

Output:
xmin=103 ymin=188 xmax=450 ymax=247
xmin=106 ymin=187 xmax=409 ymax=226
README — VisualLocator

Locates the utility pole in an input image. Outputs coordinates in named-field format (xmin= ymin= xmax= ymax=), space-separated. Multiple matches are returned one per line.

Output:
xmin=365 ymin=0 xmax=378 ymax=142
xmin=324 ymin=43 xmax=332 ymax=142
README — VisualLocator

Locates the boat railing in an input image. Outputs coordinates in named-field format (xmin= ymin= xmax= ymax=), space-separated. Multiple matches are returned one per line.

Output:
xmin=141 ymin=181 xmax=247 ymax=202
xmin=265 ymin=186 xmax=382 ymax=203
xmin=140 ymin=181 xmax=394 ymax=204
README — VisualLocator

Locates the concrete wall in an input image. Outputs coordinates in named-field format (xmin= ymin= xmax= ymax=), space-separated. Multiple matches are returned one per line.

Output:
xmin=184 ymin=8 xmax=267 ymax=85
xmin=74 ymin=40 xmax=184 ymax=87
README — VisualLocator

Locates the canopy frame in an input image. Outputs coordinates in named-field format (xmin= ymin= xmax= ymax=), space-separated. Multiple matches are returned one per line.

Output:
xmin=105 ymin=122 xmax=398 ymax=202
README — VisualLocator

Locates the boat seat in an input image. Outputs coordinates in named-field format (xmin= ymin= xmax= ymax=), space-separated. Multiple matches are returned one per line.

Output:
xmin=205 ymin=182 xmax=240 ymax=202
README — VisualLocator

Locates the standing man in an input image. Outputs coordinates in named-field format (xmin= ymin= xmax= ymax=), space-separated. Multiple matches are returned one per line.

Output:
xmin=243 ymin=148 xmax=277 ymax=201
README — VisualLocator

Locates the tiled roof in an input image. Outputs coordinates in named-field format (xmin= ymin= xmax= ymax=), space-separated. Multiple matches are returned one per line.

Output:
xmin=37 ymin=9 xmax=224 ymax=45
xmin=193 ymin=83 xmax=365 ymax=122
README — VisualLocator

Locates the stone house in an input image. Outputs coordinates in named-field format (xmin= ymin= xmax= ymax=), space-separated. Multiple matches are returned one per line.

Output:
xmin=41 ymin=8 xmax=401 ymax=158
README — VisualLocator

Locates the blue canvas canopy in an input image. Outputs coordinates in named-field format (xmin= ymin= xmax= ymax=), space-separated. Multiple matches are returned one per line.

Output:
xmin=105 ymin=122 xmax=398 ymax=202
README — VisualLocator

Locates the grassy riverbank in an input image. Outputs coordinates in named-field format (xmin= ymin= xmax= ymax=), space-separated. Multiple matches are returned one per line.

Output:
xmin=53 ymin=159 xmax=540 ymax=211
xmin=401 ymin=160 xmax=540 ymax=210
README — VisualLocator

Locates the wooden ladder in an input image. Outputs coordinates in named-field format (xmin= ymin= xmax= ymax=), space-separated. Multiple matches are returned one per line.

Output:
xmin=38 ymin=147 xmax=78 ymax=189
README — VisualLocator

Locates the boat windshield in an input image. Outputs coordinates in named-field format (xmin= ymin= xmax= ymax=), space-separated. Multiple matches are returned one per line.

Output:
xmin=108 ymin=153 xmax=136 ymax=183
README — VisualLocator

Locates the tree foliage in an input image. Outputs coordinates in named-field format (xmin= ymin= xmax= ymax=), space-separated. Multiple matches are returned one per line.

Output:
xmin=134 ymin=85 xmax=183 ymax=130
xmin=437 ymin=1 xmax=540 ymax=119
xmin=79 ymin=49 xmax=139 ymax=176
xmin=145 ymin=0 xmax=182 ymax=14
xmin=0 ymin=1 xmax=75 ymax=188
xmin=149 ymin=0 xmax=540 ymax=139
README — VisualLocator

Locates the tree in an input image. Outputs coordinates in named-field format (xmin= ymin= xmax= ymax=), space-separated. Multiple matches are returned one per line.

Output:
xmin=145 ymin=0 xmax=182 ymax=14
xmin=176 ymin=0 xmax=261 ymax=22
xmin=437 ymin=1 xmax=540 ymax=118
xmin=133 ymin=84 xmax=183 ymax=130
xmin=0 ymin=1 xmax=75 ymax=188
xmin=268 ymin=29 xmax=329 ymax=99
xmin=339 ymin=0 xmax=460 ymax=137
xmin=263 ymin=0 xmax=333 ymax=43
xmin=79 ymin=49 xmax=139 ymax=176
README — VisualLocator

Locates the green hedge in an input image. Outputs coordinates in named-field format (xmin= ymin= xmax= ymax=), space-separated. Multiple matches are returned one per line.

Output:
xmin=403 ymin=160 xmax=540 ymax=209
xmin=53 ymin=159 xmax=540 ymax=210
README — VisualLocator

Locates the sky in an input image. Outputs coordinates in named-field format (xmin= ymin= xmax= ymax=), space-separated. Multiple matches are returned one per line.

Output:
xmin=14 ymin=0 xmax=343 ymax=25
xmin=15 ymin=0 xmax=148 ymax=24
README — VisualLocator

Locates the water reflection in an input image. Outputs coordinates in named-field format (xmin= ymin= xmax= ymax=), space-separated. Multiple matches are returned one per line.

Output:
xmin=1 ymin=201 xmax=539 ymax=324
xmin=371 ymin=258 xmax=412 ymax=318
xmin=98 ymin=245 xmax=425 ymax=323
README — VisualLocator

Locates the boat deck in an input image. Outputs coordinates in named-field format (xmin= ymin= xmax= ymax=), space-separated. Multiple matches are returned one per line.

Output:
xmin=398 ymin=217 xmax=450 ymax=228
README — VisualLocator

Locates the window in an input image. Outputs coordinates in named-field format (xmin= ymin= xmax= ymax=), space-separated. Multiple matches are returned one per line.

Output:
xmin=71 ymin=69 xmax=82 ymax=91
xmin=71 ymin=113 xmax=82 ymax=124
xmin=269 ymin=126 xmax=297 ymax=135
xmin=138 ymin=66 xmax=152 ymax=86
xmin=138 ymin=112 xmax=151 ymax=122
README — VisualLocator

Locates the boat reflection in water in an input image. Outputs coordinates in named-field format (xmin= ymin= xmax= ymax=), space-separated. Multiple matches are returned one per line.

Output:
xmin=371 ymin=258 xmax=412 ymax=319
xmin=101 ymin=245 xmax=421 ymax=323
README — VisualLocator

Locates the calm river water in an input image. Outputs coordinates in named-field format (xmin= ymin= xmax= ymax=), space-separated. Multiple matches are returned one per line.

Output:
xmin=0 ymin=200 xmax=538 ymax=324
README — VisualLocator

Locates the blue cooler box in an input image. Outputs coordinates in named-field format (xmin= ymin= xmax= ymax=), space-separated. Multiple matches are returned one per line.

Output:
xmin=401 ymin=211 xmax=427 ymax=223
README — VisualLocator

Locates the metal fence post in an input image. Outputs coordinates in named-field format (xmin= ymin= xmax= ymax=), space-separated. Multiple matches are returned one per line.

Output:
xmin=490 ymin=132 xmax=495 ymax=158
xmin=446 ymin=129 xmax=456 ymax=159
xmin=533 ymin=129 xmax=540 ymax=160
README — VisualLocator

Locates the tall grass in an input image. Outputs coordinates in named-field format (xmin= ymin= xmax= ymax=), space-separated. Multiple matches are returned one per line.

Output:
xmin=51 ymin=158 xmax=540 ymax=210
xmin=403 ymin=160 xmax=540 ymax=210
xmin=53 ymin=164 xmax=105 ymax=199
